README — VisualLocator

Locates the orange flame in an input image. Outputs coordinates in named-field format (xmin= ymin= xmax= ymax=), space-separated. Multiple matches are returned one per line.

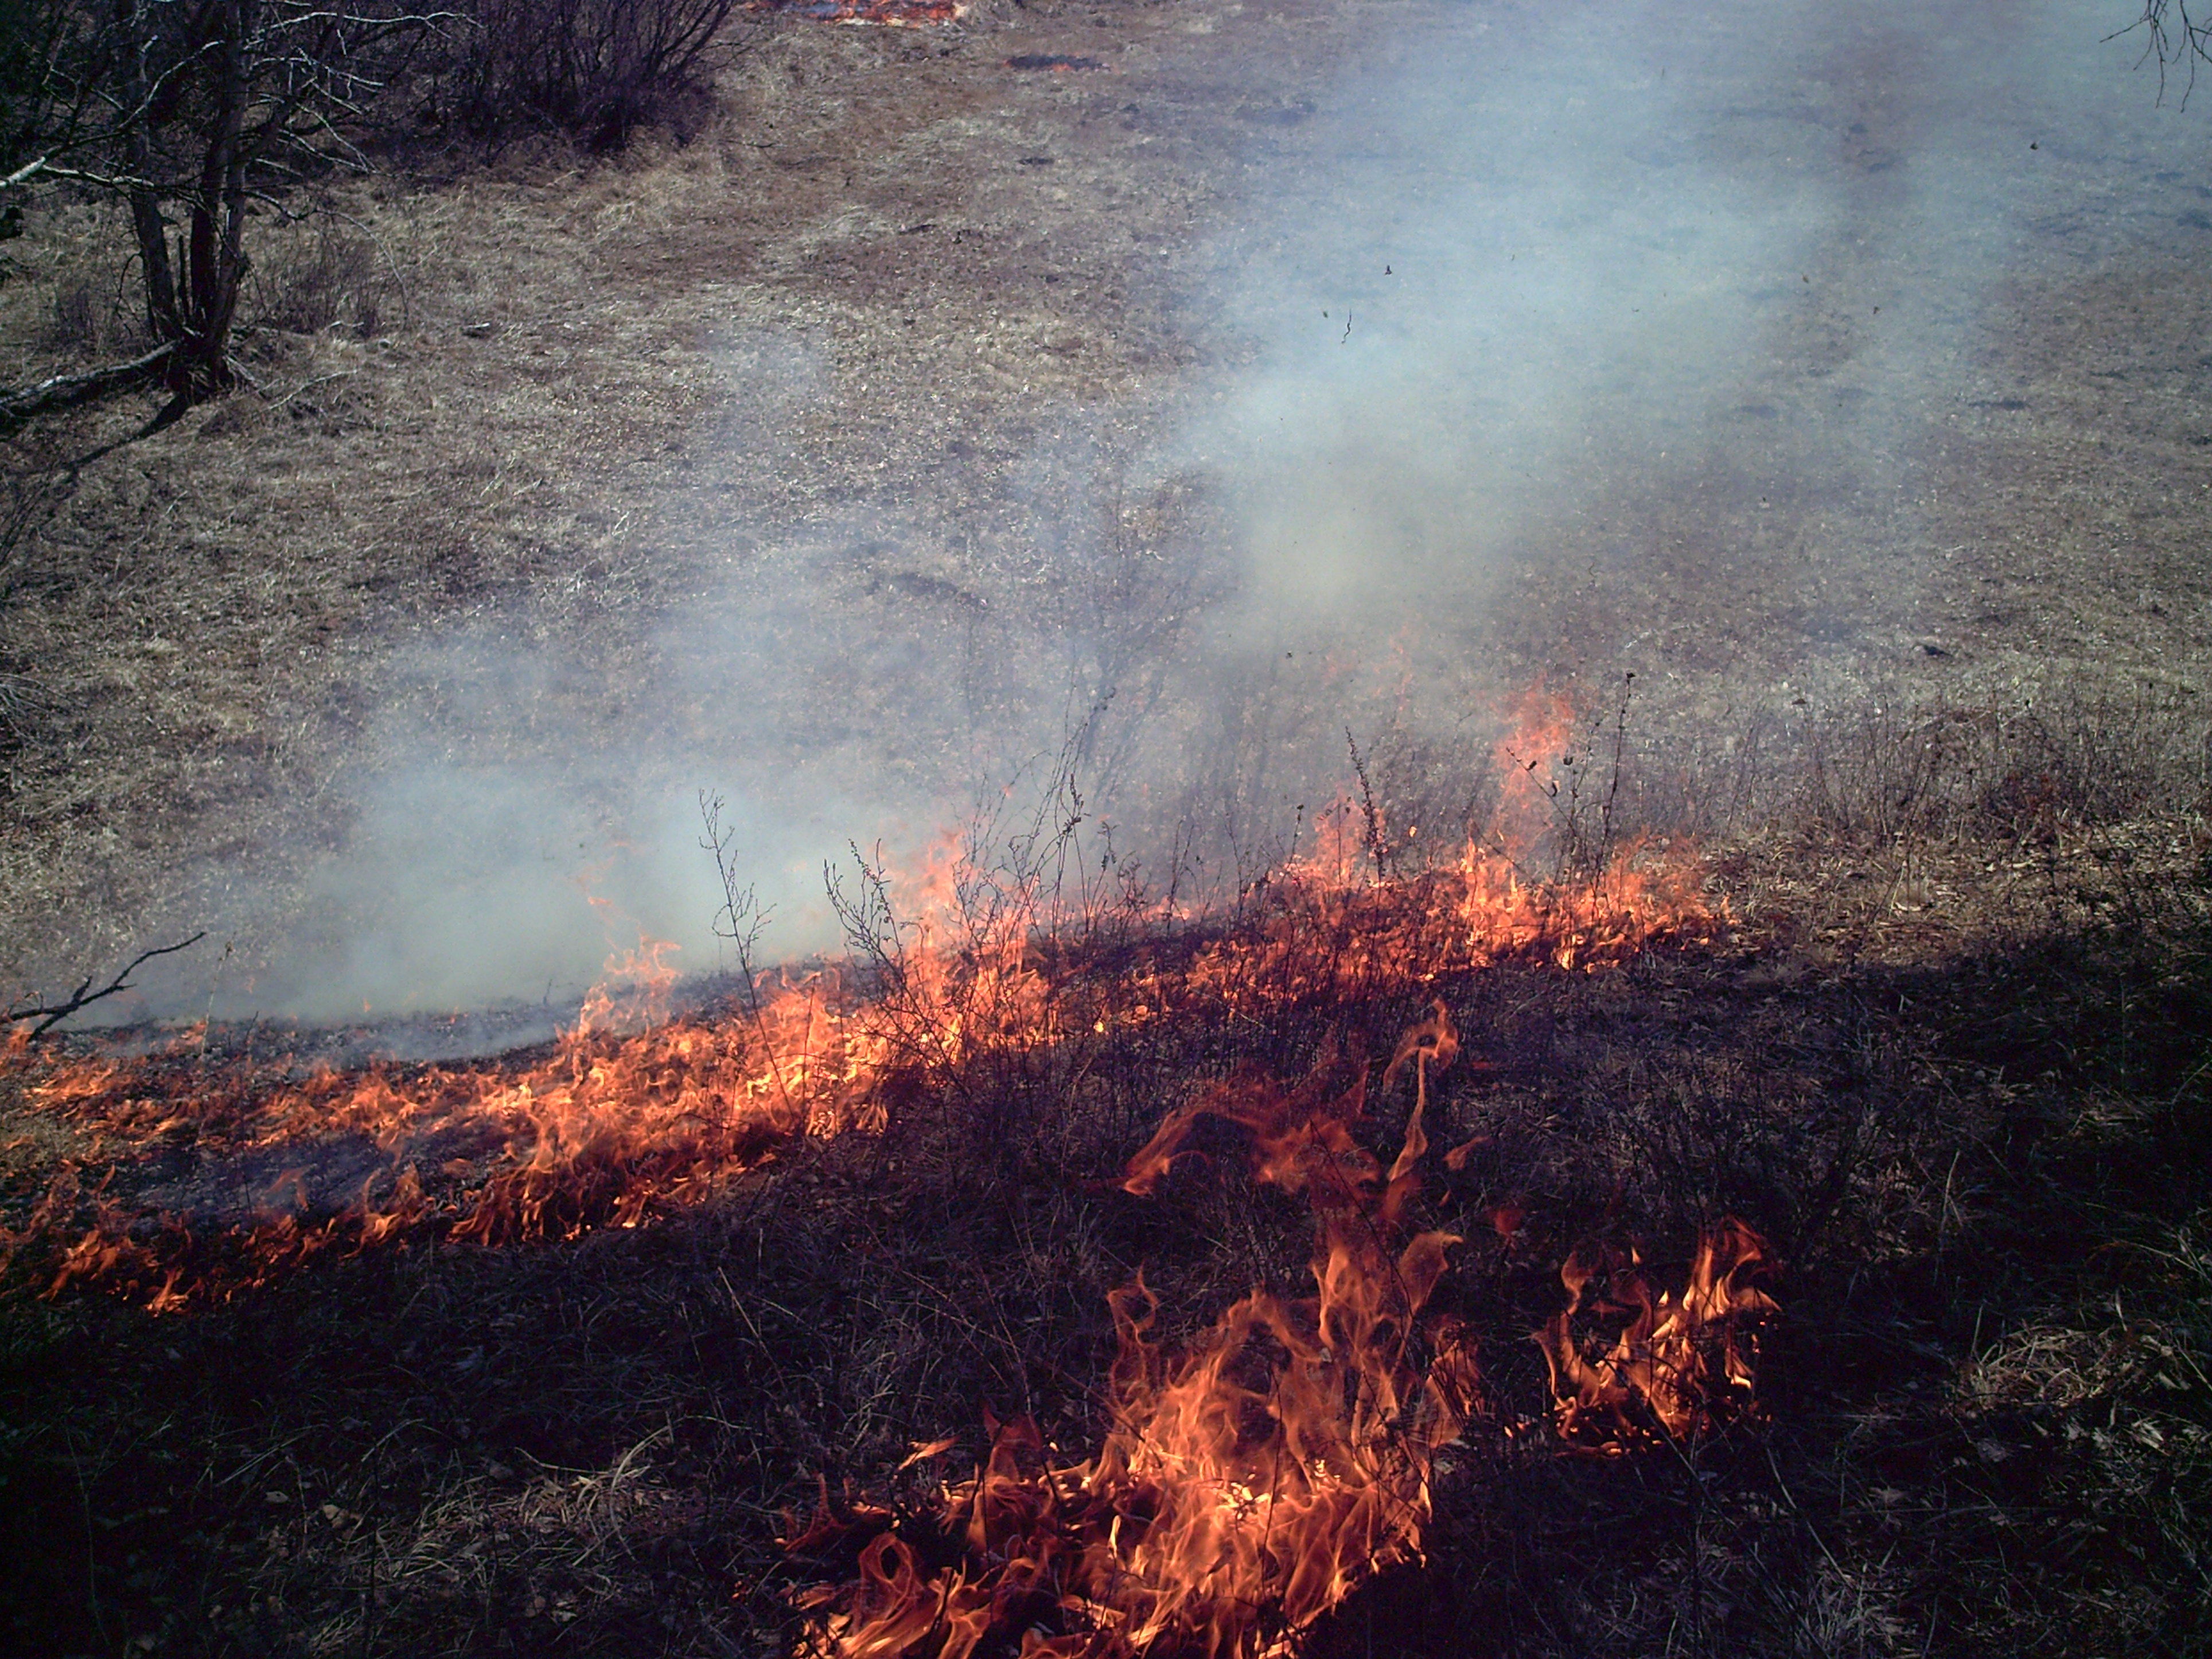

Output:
xmin=1490 ymin=683 xmax=1580 ymax=851
xmin=1534 ymin=1218 xmax=1777 ymax=1454
xmin=0 ymin=952 xmax=889 ymax=1307
xmin=1174 ymin=834 xmax=1717 ymax=1020
xmin=879 ymin=832 xmax=1054 ymax=1072
xmin=792 ymin=1013 xmax=1478 ymax=1658
xmin=1 ymin=688 xmax=1724 ymax=1310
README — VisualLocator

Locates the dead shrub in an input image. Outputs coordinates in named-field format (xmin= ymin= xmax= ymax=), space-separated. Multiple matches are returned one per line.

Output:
xmin=425 ymin=0 xmax=742 ymax=150
xmin=251 ymin=227 xmax=385 ymax=338
xmin=40 ymin=269 xmax=134 ymax=358
xmin=1346 ymin=673 xmax=2205 ymax=885
xmin=46 ymin=279 xmax=101 ymax=353
xmin=1736 ymin=682 xmax=2205 ymax=851
xmin=1964 ymin=684 xmax=2206 ymax=837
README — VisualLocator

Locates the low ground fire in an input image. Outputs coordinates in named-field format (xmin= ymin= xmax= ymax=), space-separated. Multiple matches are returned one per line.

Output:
xmin=0 ymin=712 xmax=1783 ymax=1656
xmin=1536 ymin=1218 xmax=1776 ymax=1454
xmin=1 ymin=698 xmax=1721 ymax=1315
xmin=3 ymin=0 xmax=2207 ymax=1649
xmin=6 ymin=707 xmax=2205 ymax=1657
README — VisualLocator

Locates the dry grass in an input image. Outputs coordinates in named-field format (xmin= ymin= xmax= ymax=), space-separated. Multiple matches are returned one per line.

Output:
xmin=0 ymin=0 xmax=1382 ymax=1002
xmin=1 ymin=0 xmax=2206 ymax=1008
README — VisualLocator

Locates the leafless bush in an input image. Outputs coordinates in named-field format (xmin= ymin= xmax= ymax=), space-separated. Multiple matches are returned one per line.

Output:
xmin=1343 ymin=677 xmax=1645 ymax=884
xmin=45 ymin=278 xmax=102 ymax=353
xmin=1540 ymin=676 xmax=1639 ymax=879
xmin=432 ymin=0 xmax=742 ymax=149
xmin=1783 ymin=684 xmax=2204 ymax=848
xmin=2 ymin=0 xmax=440 ymax=427
xmin=1500 ymin=676 xmax=2211 ymax=856
xmin=2129 ymin=0 xmax=2212 ymax=102
xmin=37 ymin=250 xmax=136 ymax=360
xmin=251 ymin=227 xmax=385 ymax=337
xmin=1331 ymin=672 xmax=2205 ymax=906
xmin=1964 ymin=686 xmax=2205 ymax=834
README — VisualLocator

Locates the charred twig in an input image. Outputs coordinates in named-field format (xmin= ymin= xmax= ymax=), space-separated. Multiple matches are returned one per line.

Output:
xmin=4 ymin=932 xmax=207 ymax=1038
xmin=701 ymin=790 xmax=793 ymax=1107
xmin=825 ymin=842 xmax=911 ymax=1000
xmin=1596 ymin=671 xmax=1634 ymax=870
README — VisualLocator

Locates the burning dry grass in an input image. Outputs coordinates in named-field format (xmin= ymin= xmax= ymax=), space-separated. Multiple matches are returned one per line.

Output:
xmin=0 ymin=698 xmax=1726 ymax=1315
xmin=778 ymin=996 xmax=1784 ymax=1659
xmin=1535 ymin=1217 xmax=1774 ymax=1454
xmin=789 ymin=1013 xmax=1486 ymax=1659
xmin=1 ymin=722 xmax=2207 ymax=1656
xmin=0 ymin=958 xmax=877 ymax=1306
xmin=0 ymin=827 xmax=1715 ymax=1311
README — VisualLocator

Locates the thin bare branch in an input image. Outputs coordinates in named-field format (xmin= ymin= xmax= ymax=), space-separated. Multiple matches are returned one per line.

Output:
xmin=5 ymin=932 xmax=208 ymax=1039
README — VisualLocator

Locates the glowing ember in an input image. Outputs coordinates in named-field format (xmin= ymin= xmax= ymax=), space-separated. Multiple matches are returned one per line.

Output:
xmin=1535 ymin=1218 xmax=1777 ymax=1454
xmin=790 ymin=1011 xmax=1478 ymax=1658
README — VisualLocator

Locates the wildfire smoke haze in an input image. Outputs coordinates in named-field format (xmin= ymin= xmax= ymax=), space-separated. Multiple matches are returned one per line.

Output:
xmin=65 ymin=0 xmax=2198 ymax=1034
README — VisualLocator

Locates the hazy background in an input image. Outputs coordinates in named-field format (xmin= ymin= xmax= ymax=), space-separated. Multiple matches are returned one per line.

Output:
xmin=170 ymin=0 xmax=2207 ymax=1027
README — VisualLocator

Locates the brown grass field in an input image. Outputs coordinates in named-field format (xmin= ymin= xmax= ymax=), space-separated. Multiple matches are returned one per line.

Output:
xmin=2 ymin=1 xmax=2210 ymax=1654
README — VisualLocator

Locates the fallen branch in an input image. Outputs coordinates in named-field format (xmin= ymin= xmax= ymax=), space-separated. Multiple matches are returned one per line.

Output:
xmin=5 ymin=932 xmax=207 ymax=1039
xmin=0 ymin=343 xmax=177 ymax=433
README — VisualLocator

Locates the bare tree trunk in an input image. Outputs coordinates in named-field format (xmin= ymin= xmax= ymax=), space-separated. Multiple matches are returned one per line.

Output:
xmin=162 ymin=0 xmax=251 ymax=411
xmin=111 ymin=0 xmax=256 ymax=422
xmin=116 ymin=0 xmax=181 ymax=344
xmin=2 ymin=0 xmax=442 ymax=437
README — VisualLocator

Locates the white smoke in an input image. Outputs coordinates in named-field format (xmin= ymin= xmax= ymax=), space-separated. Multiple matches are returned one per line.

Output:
xmin=128 ymin=0 xmax=2205 ymax=1031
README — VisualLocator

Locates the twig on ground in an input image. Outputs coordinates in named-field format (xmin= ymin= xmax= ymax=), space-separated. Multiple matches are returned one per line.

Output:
xmin=269 ymin=371 xmax=356 ymax=411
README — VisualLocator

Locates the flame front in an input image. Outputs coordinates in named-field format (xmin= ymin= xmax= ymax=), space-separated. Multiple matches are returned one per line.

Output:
xmin=0 ymin=955 xmax=889 ymax=1307
xmin=793 ymin=1017 xmax=1479 ymax=1659
xmin=0 ymin=693 xmax=1782 ymax=1644
xmin=0 ymin=691 xmax=1721 ymax=1310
